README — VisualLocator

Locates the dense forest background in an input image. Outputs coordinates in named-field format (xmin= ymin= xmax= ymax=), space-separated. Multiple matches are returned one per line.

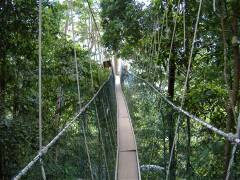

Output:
xmin=100 ymin=0 xmax=240 ymax=179
xmin=0 ymin=0 xmax=240 ymax=179
xmin=0 ymin=0 xmax=115 ymax=179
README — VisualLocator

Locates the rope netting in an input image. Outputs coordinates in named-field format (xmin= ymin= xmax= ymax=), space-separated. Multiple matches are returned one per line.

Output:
xmin=13 ymin=73 xmax=117 ymax=180
xmin=122 ymin=71 xmax=240 ymax=179
xmin=11 ymin=1 xmax=118 ymax=179
xmin=124 ymin=0 xmax=240 ymax=179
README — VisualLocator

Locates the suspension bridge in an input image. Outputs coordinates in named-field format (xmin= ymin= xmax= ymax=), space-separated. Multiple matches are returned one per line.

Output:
xmin=12 ymin=66 xmax=240 ymax=180
xmin=4 ymin=0 xmax=240 ymax=180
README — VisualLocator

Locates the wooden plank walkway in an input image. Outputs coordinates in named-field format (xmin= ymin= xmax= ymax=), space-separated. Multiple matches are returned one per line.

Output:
xmin=115 ymin=75 xmax=141 ymax=180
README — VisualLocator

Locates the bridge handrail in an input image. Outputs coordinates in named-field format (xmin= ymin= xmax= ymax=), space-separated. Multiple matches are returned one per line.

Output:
xmin=128 ymin=71 xmax=240 ymax=144
xmin=13 ymin=73 xmax=112 ymax=180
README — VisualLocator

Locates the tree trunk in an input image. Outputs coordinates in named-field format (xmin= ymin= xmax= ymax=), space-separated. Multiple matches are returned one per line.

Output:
xmin=55 ymin=87 xmax=62 ymax=164
xmin=167 ymin=56 xmax=176 ymax=180
xmin=0 ymin=54 xmax=6 ymax=180
xmin=231 ymin=6 xmax=240 ymax=107
xmin=184 ymin=0 xmax=192 ymax=176
xmin=223 ymin=1 xmax=240 ymax=177
xmin=186 ymin=80 xmax=191 ymax=178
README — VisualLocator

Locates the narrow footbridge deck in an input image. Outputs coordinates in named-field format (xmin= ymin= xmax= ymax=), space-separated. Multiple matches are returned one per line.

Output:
xmin=115 ymin=75 xmax=141 ymax=180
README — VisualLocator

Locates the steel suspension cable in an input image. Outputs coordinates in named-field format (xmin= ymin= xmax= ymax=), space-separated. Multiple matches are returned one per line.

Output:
xmin=87 ymin=12 xmax=111 ymax=178
xmin=150 ymin=17 xmax=160 ymax=82
xmin=91 ymin=54 xmax=111 ymax=180
xmin=101 ymin=89 xmax=115 ymax=147
xmin=92 ymin=28 xmax=112 ymax=177
xmin=69 ymin=0 xmax=94 ymax=178
xmin=81 ymin=120 xmax=94 ymax=180
xmin=225 ymin=113 xmax=240 ymax=180
xmin=213 ymin=0 xmax=216 ymax=12
xmin=146 ymin=94 xmax=164 ymax=179
xmin=93 ymin=61 xmax=111 ymax=180
xmin=153 ymin=10 xmax=166 ymax=81
xmin=152 ymin=1 xmax=181 ymax=92
xmin=104 ymin=90 xmax=117 ymax=146
xmin=86 ymin=0 xmax=106 ymax=83
xmin=166 ymin=1 xmax=203 ymax=179
xmin=163 ymin=1 xmax=183 ymax=178
xmin=183 ymin=0 xmax=186 ymax=52
xmin=101 ymin=98 xmax=115 ymax=156
xmin=87 ymin=3 xmax=115 ymax=171
xmin=38 ymin=0 xmax=46 ymax=179
xmin=94 ymin=101 xmax=111 ymax=180
xmin=148 ymin=16 xmax=157 ymax=80
xmin=145 ymin=6 xmax=182 ymax=172
xmin=107 ymin=88 xmax=117 ymax=143
xmin=166 ymin=0 xmax=181 ymax=80
xmin=70 ymin=0 xmax=81 ymax=107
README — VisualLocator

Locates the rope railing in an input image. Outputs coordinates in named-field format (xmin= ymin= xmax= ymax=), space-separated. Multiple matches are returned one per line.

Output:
xmin=128 ymin=72 xmax=240 ymax=145
xmin=122 ymin=71 xmax=240 ymax=179
xmin=127 ymin=0 xmax=239 ymax=179
xmin=13 ymin=73 xmax=114 ymax=180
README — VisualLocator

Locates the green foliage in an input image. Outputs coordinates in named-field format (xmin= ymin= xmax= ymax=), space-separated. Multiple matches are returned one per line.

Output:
xmin=122 ymin=73 xmax=240 ymax=179
xmin=101 ymin=0 xmax=240 ymax=179
xmin=0 ymin=0 xmax=112 ymax=179
xmin=101 ymin=0 xmax=144 ymax=55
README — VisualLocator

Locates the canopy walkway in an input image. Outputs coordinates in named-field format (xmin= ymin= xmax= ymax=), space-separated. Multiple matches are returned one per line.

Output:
xmin=13 ymin=71 xmax=142 ymax=180
xmin=3 ymin=0 xmax=240 ymax=180
xmin=115 ymin=75 xmax=140 ymax=179
xmin=12 ymin=69 xmax=240 ymax=180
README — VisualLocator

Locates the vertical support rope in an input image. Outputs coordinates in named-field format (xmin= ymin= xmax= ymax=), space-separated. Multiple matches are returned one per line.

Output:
xmin=89 ymin=29 xmax=110 ymax=180
xmin=183 ymin=0 xmax=186 ymax=52
xmin=164 ymin=0 xmax=184 ymax=178
xmin=86 ymin=2 xmax=115 ymax=175
xmin=213 ymin=0 xmax=216 ymax=12
xmin=38 ymin=0 xmax=46 ymax=179
xmin=166 ymin=0 xmax=181 ymax=78
xmin=166 ymin=0 xmax=203 ymax=179
xmin=86 ymin=0 xmax=103 ymax=83
xmin=87 ymin=11 xmax=110 ymax=176
xmin=225 ymin=112 xmax=240 ymax=180
xmin=101 ymin=98 xmax=115 ymax=156
xmin=148 ymin=17 xmax=157 ymax=81
xmin=70 ymin=0 xmax=81 ymax=108
xmin=158 ymin=0 xmax=181 ymax=92
xmin=103 ymin=90 xmax=116 ymax=146
xmin=94 ymin=101 xmax=110 ymax=180
xmin=146 ymin=94 xmax=164 ymax=179
xmin=82 ymin=119 xmax=94 ymax=180
xmin=69 ymin=0 xmax=93 ymax=179
xmin=153 ymin=11 xmax=165 ymax=81
xmin=97 ymin=40 xmax=104 ymax=84
xmin=226 ymin=143 xmax=238 ymax=180
xmin=87 ymin=3 xmax=111 ymax=178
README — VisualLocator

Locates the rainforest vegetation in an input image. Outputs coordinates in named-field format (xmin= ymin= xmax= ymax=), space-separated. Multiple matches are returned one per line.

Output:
xmin=0 ymin=0 xmax=240 ymax=179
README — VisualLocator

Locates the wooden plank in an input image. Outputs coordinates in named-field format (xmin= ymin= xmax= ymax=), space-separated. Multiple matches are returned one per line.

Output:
xmin=115 ymin=75 xmax=140 ymax=180
xmin=118 ymin=151 xmax=139 ymax=180
xmin=118 ymin=117 xmax=136 ymax=151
